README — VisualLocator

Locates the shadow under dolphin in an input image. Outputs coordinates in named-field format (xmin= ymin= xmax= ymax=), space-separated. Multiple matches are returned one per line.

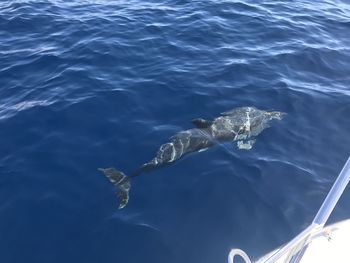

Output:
xmin=99 ymin=106 xmax=286 ymax=209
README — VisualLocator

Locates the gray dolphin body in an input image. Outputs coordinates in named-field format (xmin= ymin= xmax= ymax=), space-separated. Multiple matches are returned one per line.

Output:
xmin=99 ymin=106 xmax=285 ymax=208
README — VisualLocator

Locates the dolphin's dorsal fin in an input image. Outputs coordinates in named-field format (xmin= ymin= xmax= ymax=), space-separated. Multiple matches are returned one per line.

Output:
xmin=191 ymin=118 xmax=213 ymax=128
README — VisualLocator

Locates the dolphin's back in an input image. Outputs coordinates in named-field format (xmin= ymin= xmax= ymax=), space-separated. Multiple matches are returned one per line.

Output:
xmin=151 ymin=128 xmax=214 ymax=166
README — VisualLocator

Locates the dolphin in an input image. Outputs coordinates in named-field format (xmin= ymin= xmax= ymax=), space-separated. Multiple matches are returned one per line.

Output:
xmin=99 ymin=106 xmax=285 ymax=209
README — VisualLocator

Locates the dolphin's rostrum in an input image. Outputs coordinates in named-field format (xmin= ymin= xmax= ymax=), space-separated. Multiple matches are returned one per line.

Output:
xmin=99 ymin=106 xmax=285 ymax=209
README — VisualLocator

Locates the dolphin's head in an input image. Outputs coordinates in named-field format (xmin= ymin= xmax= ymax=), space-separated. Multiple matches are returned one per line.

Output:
xmin=268 ymin=111 xmax=286 ymax=120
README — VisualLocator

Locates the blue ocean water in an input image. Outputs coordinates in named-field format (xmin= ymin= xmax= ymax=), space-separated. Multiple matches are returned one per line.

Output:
xmin=1 ymin=0 xmax=350 ymax=262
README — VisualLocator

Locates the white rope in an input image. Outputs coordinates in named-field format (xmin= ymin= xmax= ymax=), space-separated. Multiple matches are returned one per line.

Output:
xmin=228 ymin=248 xmax=252 ymax=263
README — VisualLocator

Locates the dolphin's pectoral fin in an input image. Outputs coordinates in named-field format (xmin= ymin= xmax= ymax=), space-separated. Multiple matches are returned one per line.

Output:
xmin=98 ymin=167 xmax=131 ymax=209
xmin=236 ymin=139 xmax=256 ymax=150
xmin=191 ymin=118 xmax=213 ymax=128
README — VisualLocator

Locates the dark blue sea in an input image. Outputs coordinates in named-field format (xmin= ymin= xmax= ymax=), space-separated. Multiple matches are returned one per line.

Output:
xmin=1 ymin=0 xmax=350 ymax=262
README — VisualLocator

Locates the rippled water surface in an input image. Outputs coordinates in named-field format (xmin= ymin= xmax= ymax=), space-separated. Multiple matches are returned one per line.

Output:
xmin=1 ymin=0 xmax=350 ymax=262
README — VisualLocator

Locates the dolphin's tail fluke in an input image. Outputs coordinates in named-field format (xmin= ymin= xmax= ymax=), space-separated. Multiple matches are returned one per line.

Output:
xmin=98 ymin=167 xmax=131 ymax=209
